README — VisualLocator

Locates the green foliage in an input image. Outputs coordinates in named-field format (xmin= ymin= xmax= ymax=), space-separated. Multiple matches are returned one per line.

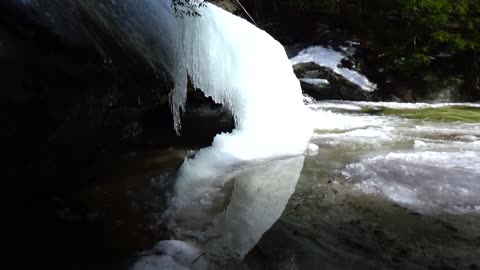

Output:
xmin=282 ymin=0 xmax=480 ymax=74
xmin=284 ymin=0 xmax=336 ymax=14
xmin=399 ymin=0 xmax=478 ymax=50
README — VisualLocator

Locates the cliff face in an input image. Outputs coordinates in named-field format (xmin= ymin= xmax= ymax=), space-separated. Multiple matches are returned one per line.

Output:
xmin=0 ymin=1 xmax=234 ymax=195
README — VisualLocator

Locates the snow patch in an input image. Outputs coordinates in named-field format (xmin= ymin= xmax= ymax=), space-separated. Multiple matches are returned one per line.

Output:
xmin=299 ymin=78 xmax=330 ymax=85
xmin=290 ymin=46 xmax=377 ymax=92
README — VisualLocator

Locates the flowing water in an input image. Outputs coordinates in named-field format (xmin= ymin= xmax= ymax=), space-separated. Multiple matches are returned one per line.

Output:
xmin=245 ymin=101 xmax=480 ymax=269
xmin=125 ymin=1 xmax=480 ymax=268
xmin=125 ymin=101 xmax=480 ymax=269
xmin=13 ymin=1 xmax=480 ymax=269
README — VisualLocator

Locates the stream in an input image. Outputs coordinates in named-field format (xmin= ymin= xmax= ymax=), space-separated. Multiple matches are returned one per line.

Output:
xmin=10 ymin=101 xmax=479 ymax=269
xmin=95 ymin=101 xmax=480 ymax=269
xmin=6 ymin=1 xmax=480 ymax=269
xmin=253 ymin=100 xmax=480 ymax=269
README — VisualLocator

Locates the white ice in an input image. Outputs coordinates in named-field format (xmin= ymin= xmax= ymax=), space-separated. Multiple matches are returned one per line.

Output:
xmin=139 ymin=157 xmax=304 ymax=269
xmin=133 ymin=1 xmax=312 ymax=268
xmin=160 ymin=1 xmax=313 ymax=210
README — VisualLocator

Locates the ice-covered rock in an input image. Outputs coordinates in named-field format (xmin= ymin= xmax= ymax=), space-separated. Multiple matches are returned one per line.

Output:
xmin=290 ymin=45 xmax=377 ymax=92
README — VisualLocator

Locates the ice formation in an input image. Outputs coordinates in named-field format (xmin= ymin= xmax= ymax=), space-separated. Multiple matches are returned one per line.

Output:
xmin=135 ymin=157 xmax=304 ymax=269
xmin=133 ymin=1 xmax=312 ymax=267
xmin=169 ymin=1 xmax=311 ymax=146
xmin=203 ymin=156 xmax=304 ymax=259
xmin=153 ymin=0 xmax=313 ymax=208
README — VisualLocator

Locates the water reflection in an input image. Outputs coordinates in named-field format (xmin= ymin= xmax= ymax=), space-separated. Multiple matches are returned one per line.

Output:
xmin=131 ymin=156 xmax=304 ymax=269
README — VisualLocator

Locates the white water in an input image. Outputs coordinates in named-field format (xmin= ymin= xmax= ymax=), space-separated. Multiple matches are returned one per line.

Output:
xmin=343 ymin=151 xmax=480 ymax=214
xmin=121 ymin=0 xmax=480 ymax=265
xmin=308 ymin=100 xmax=480 ymax=214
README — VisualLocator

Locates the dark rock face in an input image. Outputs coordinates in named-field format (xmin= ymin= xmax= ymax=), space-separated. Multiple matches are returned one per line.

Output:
xmin=1 ymin=4 xmax=234 ymax=268
xmin=373 ymin=70 xmax=466 ymax=103
xmin=0 ymin=1 xmax=234 ymax=195
xmin=293 ymin=62 xmax=376 ymax=101
xmin=211 ymin=0 xmax=239 ymax=13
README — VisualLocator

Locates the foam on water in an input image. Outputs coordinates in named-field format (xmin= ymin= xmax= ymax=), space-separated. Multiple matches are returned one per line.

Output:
xmin=308 ymin=101 xmax=480 ymax=149
xmin=343 ymin=151 xmax=480 ymax=214
xmin=308 ymin=100 xmax=480 ymax=214
xmin=414 ymin=139 xmax=480 ymax=150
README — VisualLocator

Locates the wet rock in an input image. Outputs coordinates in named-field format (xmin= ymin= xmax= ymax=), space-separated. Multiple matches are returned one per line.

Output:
xmin=340 ymin=58 xmax=355 ymax=69
xmin=293 ymin=62 xmax=376 ymax=101
xmin=141 ymin=89 xmax=234 ymax=148
xmin=423 ymin=73 xmax=464 ymax=102
xmin=211 ymin=0 xmax=239 ymax=13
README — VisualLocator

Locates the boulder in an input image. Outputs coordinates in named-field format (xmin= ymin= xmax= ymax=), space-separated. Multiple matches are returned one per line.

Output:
xmin=293 ymin=62 xmax=375 ymax=101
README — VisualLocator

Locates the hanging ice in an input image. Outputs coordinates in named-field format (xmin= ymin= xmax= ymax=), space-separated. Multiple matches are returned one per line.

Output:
xmin=132 ymin=3 xmax=312 ymax=267
xmin=135 ymin=0 xmax=307 ymax=177
xmin=140 ymin=0 xmax=312 ymax=222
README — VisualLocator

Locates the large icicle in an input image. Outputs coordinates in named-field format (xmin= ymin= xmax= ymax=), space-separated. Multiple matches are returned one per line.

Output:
xmin=163 ymin=1 xmax=313 ymax=207
xmin=170 ymin=1 xmax=311 ymax=154
xmin=132 ymin=1 xmax=312 ymax=268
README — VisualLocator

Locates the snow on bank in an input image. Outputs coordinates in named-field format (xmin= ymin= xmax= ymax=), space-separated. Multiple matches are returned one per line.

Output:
xmin=299 ymin=78 xmax=330 ymax=85
xmin=290 ymin=46 xmax=377 ymax=92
